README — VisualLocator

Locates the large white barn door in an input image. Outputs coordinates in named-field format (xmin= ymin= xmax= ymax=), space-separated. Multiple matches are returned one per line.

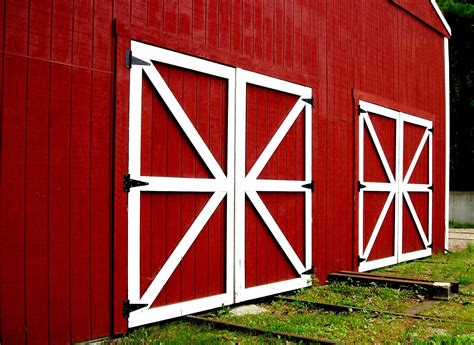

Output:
xmin=234 ymin=69 xmax=313 ymax=302
xmin=125 ymin=41 xmax=313 ymax=328
xmin=358 ymin=100 xmax=432 ymax=272
xmin=126 ymin=42 xmax=235 ymax=327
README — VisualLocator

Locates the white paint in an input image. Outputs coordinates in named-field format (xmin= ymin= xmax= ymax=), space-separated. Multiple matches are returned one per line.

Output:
xmin=444 ymin=37 xmax=450 ymax=251
xmin=430 ymin=0 xmax=452 ymax=36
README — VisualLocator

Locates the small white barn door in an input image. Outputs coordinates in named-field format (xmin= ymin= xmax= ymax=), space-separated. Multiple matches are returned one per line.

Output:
xmin=126 ymin=42 xmax=235 ymax=327
xmin=358 ymin=100 xmax=432 ymax=272
xmin=234 ymin=69 xmax=313 ymax=302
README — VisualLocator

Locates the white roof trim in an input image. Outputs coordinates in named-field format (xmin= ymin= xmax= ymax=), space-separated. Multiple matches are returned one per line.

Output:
xmin=431 ymin=0 xmax=452 ymax=36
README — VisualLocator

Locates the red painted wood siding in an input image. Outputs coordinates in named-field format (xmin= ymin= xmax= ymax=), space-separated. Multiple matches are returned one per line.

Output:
xmin=0 ymin=0 xmax=448 ymax=343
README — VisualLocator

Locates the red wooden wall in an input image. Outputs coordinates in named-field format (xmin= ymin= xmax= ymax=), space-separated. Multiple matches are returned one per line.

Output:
xmin=0 ymin=0 xmax=448 ymax=343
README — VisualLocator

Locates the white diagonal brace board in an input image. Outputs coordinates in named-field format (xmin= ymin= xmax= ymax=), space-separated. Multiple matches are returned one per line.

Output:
xmin=246 ymin=191 xmax=306 ymax=274
xmin=362 ymin=191 xmax=396 ymax=260
xmin=402 ymin=191 xmax=429 ymax=248
xmin=246 ymin=100 xmax=306 ymax=180
xmin=362 ymin=111 xmax=396 ymax=183
xmin=403 ymin=129 xmax=430 ymax=184
xmin=141 ymin=62 xmax=226 ymax=181
xmin=138 ymin=191 xmax=226 ymax=307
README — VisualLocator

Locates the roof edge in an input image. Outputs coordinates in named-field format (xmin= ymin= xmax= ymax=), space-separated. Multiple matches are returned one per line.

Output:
xmin=430 ymin=0 xmax=452 ymax=36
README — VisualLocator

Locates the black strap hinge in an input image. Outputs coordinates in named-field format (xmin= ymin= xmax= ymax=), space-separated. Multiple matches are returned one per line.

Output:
xmin=428 ymin=127 xmax=433 ymax=133
xmin=427 ymin=243 xmax=433 ymax=249
xmin=357 ymin=256 xmax=366 ymax=265
xmin=358 ymin=181 xmax=366 ymax=192
xmin=126 ymin=50 xmax=151 ymax=68
xmin=302 ymin=97 xmax=314 ymax=107
xmin=123 ymin=300 xmax=148 ymax=318
xmin=123 ymin=174 xmax=149 ymax=192
xmin=302 ymin=180 xmax=314 ymax=192
xmin=301 ymin=266 xmax=314 ymax=275
xmin=358 ymin=105 xmax=367 ymax=115
xmin=428 ymin=185 xmax=433 ymax=191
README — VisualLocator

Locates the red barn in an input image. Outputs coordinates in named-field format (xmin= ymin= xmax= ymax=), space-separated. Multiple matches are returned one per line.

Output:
xmin=0 ymin=0 xmax=451 ymax=343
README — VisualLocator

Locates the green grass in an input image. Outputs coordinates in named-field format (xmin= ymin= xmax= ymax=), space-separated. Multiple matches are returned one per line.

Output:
xmin=111 ymin=247 xmax=474 ymax=344
xmin=111 ymin=320 xmax=282 ymax=344
xmin=449 ymin=220 xmax=474 ymax=229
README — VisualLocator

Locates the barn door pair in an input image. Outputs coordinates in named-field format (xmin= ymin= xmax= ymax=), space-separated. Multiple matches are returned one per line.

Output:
xmin=358 ymin=100 xmax=433 ymax=272
xmin=125 ymin=41 xmax=312 ymax=328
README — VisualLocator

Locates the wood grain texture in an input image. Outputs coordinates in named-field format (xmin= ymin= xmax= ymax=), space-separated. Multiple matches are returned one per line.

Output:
xmin=0 ymin=1 xmax=448 ymax=343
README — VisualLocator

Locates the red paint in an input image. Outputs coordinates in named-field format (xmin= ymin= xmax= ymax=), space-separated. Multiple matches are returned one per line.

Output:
xmin=0 ymin=1 xmax=449 ymax=343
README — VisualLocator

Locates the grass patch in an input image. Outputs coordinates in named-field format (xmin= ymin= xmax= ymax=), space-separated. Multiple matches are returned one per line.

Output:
xmin=111 ymin=320 xmax=281 ymax=344
xmin=110 ymin=247 xmax=474 ymax=344
xmin=449 ymin=220 xmax=474 ymax=228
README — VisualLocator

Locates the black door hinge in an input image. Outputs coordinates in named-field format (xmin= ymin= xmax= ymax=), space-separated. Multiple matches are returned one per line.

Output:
xmin=302 ymin=97 xmax=314 ymax=107
xmin=302 ymin=180 xmax=314 ymax=192
xmin=428 ymin=127 xmax=433 ymax=133
xmin=126 ymin=50 xmax=151 ymax=68
xmin=358 ymin=105 xmax=367 ymax=115
xmin=428 ymin=185 xmax=433 ymax=191
xmin=301 ymin=266 xmax=314 ymax=275
xmin=357 ymin=256 xmax=366 ymax=265
xmin=123 ymin=300 xmax=148 ymax=318
xmin=427 ymin=243 xmax=433 ymax=249
xmin=123 ymin=174 xmax=149 ymax=192
xmin=358 ymin=181 xmax=366 ymax=192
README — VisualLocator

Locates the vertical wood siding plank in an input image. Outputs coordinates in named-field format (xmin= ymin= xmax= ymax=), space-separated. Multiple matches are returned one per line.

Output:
xmin=181 ymin=70 xmax=197 ymax=301
xmin=48 ymin=63 xmax=72 ymax=345
xmin=245 ymin=86 xmax=257 ymax=287
xmin=165 ymin=66 xmax=182 ymax=304
xmin=179 ymin=0 xmax=192 ymax=38
xmin=72 ymin=0 xmax=93 ymax=68
xmin=255 ymin=88 xmax=267 ymax=286
xmin=283 ymin=0 xmax=293 ymax=70
xmin=218 ymin=0 xmax=231 ymax=51
xmin=90 ymin=71 xmax=112 ymax=339
xmin=262 ymin=0 xmax=273 ymax=64
xmin=274 ymin=0 xmax=283 ymax=67
xmin=51 ymin=0 xmax=73 ymax=64
xmin=207 ymin=0 xmax=219 ymax=48
xmin=1 ymin=55 xmax=28 ymax=345
xmin=4 ymin=0 xmax=28 ymax=54
xmin=131 ymin=0 xmax=147 ymax=27
xmin=253 ymin=0 xmax=263 ymax=61
xmin=114 ymin=0 xmax=131 ymax=25
xmin=293 ymin=0 xmax=302 ymax=74
xmin=113 ymin=36 xmax=130 ymax=335
xmin=194 ymin=73 xmax=210 ymax=298
xmin=193 ymin=0 xmax=206 ymax=43
xmin=93 ymin=0 xmax=113 ymax=71
xmin=70 ymin=67 xmax=92 ymax=342
xmin=140 ymin=75 xmax=153 ymax=298
xmin=242 ymin=0 xmax=254 ymax=57
xmin=207 ymin=77 xmax=225 ymax=295
xmin=151 ymin=65 xmax=169 ymax=307
xmin=164 ymin=0 xmax=178 ymax=35
xmin=231 ymin=0 xmax=243 ymax=54
xmin=28 ymin=0 xmax=52 ymax=60
xmin=148 ymin=0 xmax=164 ymax=31
xmin=25 ymin=59 xmax=50 ymax=345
